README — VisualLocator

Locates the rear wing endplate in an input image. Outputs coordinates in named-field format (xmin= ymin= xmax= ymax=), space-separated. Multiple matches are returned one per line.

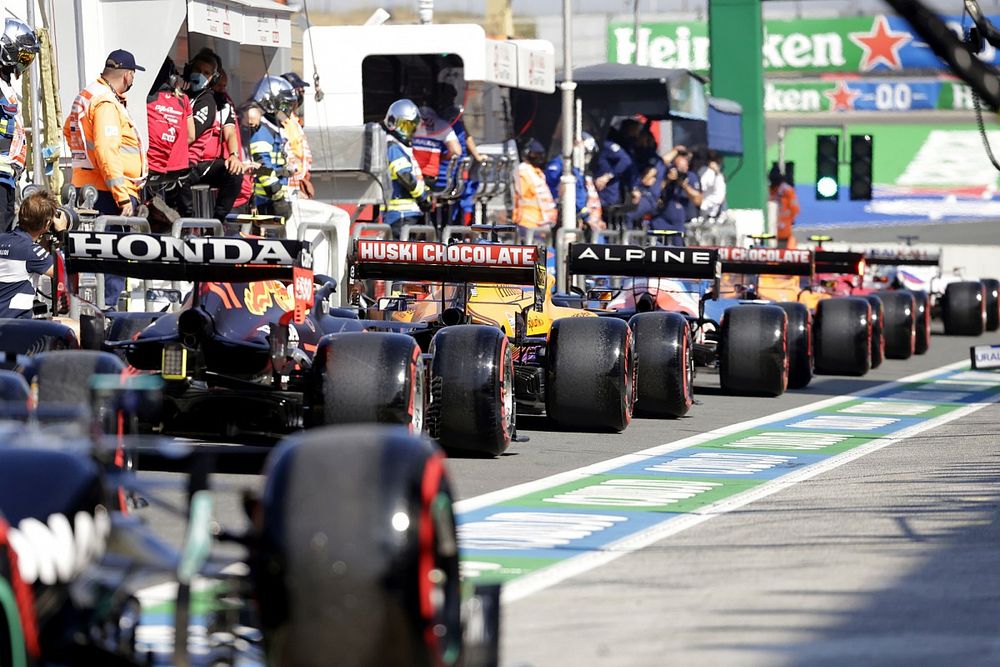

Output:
xmin=64 ymin=231 xmax=311 ymax=282
xmin=716 ymin=247 xmax=814 ymax=277
xmin=350 ymin=239 xmax=544 ymax=288
xmin=566 ymin=244 xmax=720 ymax=280
xmin=815 ymin=250 xmax=866 ymax=276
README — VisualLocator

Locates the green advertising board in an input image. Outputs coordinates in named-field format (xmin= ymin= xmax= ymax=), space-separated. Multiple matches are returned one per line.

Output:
xmin=609 ymin=14 xmax=1000 ymax=74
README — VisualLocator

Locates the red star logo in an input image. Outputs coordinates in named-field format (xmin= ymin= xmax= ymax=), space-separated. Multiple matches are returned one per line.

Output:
xmin=849 ymin=15 xmax=912 ymax=70
xmin=824 ymin=81 xmax=861 ymax=112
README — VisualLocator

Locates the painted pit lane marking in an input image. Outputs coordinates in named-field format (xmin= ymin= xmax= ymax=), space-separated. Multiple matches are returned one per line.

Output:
xmin=645 ymin=452 xmax=797 ymax=475
xmin=455 ymin=360 xmax=1000 ymax=602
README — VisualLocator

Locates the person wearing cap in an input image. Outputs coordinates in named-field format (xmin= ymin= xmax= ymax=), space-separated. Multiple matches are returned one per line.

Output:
xmin=512 ymin=138 xmax=557 ymax=236
xmin=63 ymin=49 xmax=147 ymax=308
xmin=769 ymin=165 xmax=800 ymax=249
xmin=63 ymin=48 xmax=147 ymax=219
xmin=279 ymin=72 xmax=313 ymax=200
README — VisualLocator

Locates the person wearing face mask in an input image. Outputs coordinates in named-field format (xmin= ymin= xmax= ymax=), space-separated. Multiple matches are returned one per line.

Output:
xmin=0 ymin=19 xmax=39 ymax=232
xmin=145 ymin=56 xmax=193 ymax=224
xmin=185 ymin=49 xmax=244 ymax=223
xmin=63 ymin=49 xmax=147 ymax=220
xmin=63 ymin=49 xmax=147 ymax=308
xmin=512 ymin=137 xmax=557 ymax=236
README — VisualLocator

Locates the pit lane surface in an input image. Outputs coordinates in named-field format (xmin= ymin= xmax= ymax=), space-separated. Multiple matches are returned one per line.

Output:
xmin=140 ymin=328 xmax=1000 ymax=665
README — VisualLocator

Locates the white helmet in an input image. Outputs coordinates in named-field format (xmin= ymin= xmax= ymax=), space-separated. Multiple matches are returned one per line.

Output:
xmin=0 ymin=19 xmax=39 ymax=76
xmin=383 ymin=98 xmax=421 ymax=144
xmin=252 ymin=75 xmax=297 ymax=116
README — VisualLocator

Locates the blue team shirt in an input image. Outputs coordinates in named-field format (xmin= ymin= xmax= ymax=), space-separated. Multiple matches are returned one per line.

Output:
xmin=0 ymin=229 xmax=52 ymax=318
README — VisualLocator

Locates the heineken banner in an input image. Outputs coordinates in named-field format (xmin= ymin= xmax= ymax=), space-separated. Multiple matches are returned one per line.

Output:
xmin=765 ymin=79 xmax=984 ymax=113
xmin=609 ymin=15 xmax=1000 ymax=73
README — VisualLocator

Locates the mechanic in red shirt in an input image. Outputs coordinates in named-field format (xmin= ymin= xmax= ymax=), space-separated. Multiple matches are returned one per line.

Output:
xmin=185 ymin=48 xmax=244 ymax=223
xmin=145 ymin=57 xmax=192 ymax=222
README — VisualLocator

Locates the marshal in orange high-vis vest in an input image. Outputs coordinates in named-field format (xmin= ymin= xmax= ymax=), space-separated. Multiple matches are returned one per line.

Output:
xmin=63 ymin=77 xmax=147 ymax=208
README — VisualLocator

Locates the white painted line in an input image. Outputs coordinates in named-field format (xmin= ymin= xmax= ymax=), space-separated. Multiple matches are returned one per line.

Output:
xmin=452 ymin=358 xmax=997 ymax=603
xmin=501 ymin=393 xmax=997 ymax=603
xmin=455 ymin=359 xmax=968 ymax=514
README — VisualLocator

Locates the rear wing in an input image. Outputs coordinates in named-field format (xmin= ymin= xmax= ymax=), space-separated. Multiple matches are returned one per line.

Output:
xmin=815 ymin=250 xmax=866 ymax=275
xmin=64 ymin=231 xmax=312 ymax=282
xmin=862 ymin=247 xmax=941 ymax=266
xmin=566 ymin=244 xmax=720 ymax=280
xmin=351 ymin=239 xmax=544 ymax=288
xmin=716 ymin=247 xmax=814 ymax=276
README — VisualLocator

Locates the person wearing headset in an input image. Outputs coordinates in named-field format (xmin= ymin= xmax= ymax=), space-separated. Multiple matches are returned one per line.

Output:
xmin=185 ymin=48 xmax=244 ymax=223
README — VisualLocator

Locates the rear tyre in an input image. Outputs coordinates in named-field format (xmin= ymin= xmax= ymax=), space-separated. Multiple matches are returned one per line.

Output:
xmin=719 ymin=304 xmax=788 ymax=397
xmin=0 ymin=319 xmax=78 ymax=357
xmin=879 ymin=291 xmax=916 ymax=360
xmin=942 ymin=281 xmax=986 ymax=336
xmin=629 ymin=311 xmax=693 ymax=417
xmin=982 ymin=278 xmax=1000 ymax=331
xmin=814 ymin=297 xmax=871 ymax=376
xmin=255 ymin=426 xmax=461 ymax=667
xmin=0 ymin=370 xmax=29 ymax=420
xmin=777 ymin=302 xmax=813 ymax=390
xmin=26 ymin=350 xmax=125 ymax=409
xmin=912 ymin=290 xmax=931 ymax=354
xmin=863 ymin=294 xmax=884 ymax=369
xmin=429 ymin=325 xmax=513 ymax=456
xmin=546 ymin=317 xmax=634 ymax=431
xmin=314 ymin=333 xmax=423 ymax=430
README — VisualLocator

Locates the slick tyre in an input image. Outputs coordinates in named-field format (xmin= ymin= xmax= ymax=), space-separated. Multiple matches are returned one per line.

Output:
xmin=982 ymin=278 xmax=1000 ymax=331
xmin=0 ymin=319 xmax=78 ymax=357
xmin=814 ymin=297 xmax=871 ymax=376
xmin=314 ymin=333 xmax=423 ymax=431
xmin=879 ymin=291 xmax=916 ymax=360
xmin=0 ymin=370 xmax=29 ymax=420
xmin=719 ymin=304 xmax=788 ymax=397
xmin=912 ymin=290 xmax=931 ymax=354
xmin=942 ymin=281 xmax=986 ymax=336
xmin=629 ymin=311 xmax=693 ymax=418
xmin=429 ymin=325 xmax=513 ymax=457
xmin=255 ymin=426 xmax=461 ymax=667
xmin=25 ymin=351 xmax=137 ymax=488
xmin=546 ymin=317 xmax=634 ymax=431
xmin=863 ymin=294 xmax=885 ymax=369
xmin=777 ymin=302 xmax=813 ymax=390
xmin=27 ymin=350 xmax=125 ymax=410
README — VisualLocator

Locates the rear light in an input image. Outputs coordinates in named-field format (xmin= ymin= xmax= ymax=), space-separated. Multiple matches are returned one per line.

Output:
xmin=162 ymin=344 xmax=188 ymax=380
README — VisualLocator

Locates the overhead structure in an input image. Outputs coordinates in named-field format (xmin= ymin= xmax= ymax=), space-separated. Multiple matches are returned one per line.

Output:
xmin=49 ymin=0 xmax=294 ymax=140
xmin=302 ymin=24 xmax=556 ymax=129
xmin=709 ymin=0 xmax=767 ymax=213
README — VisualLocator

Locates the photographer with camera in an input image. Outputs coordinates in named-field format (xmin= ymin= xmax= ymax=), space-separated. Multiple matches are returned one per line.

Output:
xmin=651 ymin=145 xmax=702 ymax=245
xmin=0 ymin=190 xmax=67 ymax=318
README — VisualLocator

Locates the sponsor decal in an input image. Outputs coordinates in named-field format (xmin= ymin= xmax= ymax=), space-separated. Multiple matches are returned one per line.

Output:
xmin=356 ymin=240 xmax=537 ymax=268
xmin=568 ymin=244 xmax=719 ymax=280
xmin=972 ymin=345 xmax=1000 ymax=370
xmin=67 ymin=232 xmax=299 ymax=266
xmin=243 ymin=280 xmax=294 ymax=317
xmin=609 ymin=15 xmax=1000 ymax=74
xmin=8 ymin=507 xmax=111 ymax=586
xmin=716 ymin=247 xmax=811 ymax=264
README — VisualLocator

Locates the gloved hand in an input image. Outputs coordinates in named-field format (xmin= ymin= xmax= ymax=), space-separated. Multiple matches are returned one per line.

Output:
xmin=417 ymin=196 xmax=433 ymax=213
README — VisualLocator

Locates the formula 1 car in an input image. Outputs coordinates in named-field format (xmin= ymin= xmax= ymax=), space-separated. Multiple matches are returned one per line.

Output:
xmin=349 ymin=238 xmax=636 ymax=437
xmin=556 ymin=241 xmax=800 ymax=397
xmin=859 ymin=244 xmax=998 ymax=338
xmin=53 ymin=230 xmax=429 ymax=443
xmin=0 ymin=378 xmax=497 ymax=666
